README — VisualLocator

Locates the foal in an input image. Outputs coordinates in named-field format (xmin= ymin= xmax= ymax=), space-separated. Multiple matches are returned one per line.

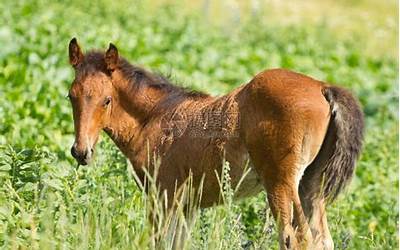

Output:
xmin=68 ymin=38 xmax=364 ymax=250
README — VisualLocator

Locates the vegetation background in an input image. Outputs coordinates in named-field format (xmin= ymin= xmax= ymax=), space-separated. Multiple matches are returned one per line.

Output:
xmin=0 ymin=0 xmax=398 ymax=249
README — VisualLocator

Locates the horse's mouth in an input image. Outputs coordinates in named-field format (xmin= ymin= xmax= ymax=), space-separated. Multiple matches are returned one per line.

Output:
xmin=72 ymin=147 xmax=94 ymax=166
xmin=77 ymin=158 xmax=90 ymax=166
xmin=79 ymin=148 xmax=94 ymax=165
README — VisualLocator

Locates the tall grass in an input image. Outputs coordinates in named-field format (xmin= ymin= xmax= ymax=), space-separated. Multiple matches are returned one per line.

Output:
xmin=0 ymin=146 xmax=275 ymax=249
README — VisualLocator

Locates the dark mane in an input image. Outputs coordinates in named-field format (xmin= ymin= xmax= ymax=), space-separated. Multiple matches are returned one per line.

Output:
xmin=81 ymin=51 xmax=209 ymax=100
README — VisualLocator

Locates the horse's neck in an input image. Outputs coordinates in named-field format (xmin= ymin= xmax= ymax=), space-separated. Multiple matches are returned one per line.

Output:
xmin=110 ymin=70 xmax=166 ymax=122
xmin=105 ymin=71 xmax=243 ymax=168
xmin=104 ymin=98 xmax=140 ymax=152
xmin=104 ymin=76 xmax=168 ymax=169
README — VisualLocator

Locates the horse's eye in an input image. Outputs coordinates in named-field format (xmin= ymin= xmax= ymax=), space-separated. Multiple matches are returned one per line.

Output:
xmin=103 ymin=96 xmax=112 ymax=107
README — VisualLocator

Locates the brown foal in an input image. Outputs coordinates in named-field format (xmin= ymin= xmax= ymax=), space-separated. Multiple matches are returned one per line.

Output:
xmin=68 ymin=38 xmax=364 ymax=250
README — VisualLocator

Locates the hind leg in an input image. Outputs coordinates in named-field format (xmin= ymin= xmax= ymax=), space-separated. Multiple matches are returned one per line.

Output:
xmin=298 ymin=193 xmax=334 ymax=250
xmin=267 ymin=181 xmax=313 ymax=250
xmin=250 ymin=151 xmax=313 ymax=250
xmin=298 ymin=177 xmax=334 ymax=250
xmin=265 ymin=180 xmax=298 ymax=250
xmin=309 ymin=199 xmax=333 ymax=250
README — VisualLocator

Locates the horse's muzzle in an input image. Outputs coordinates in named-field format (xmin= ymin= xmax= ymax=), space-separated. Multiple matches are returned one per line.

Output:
xmin=71 ymin=144 xmax=93 ymax=165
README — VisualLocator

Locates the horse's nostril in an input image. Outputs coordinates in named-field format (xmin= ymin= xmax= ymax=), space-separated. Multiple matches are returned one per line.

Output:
xmin=71 ymin=146 xmax=88 ymax=159
xmin=71 ymin=146 xmax=78 ymax=158
xmin=70 ymin=144 xmax=92 ymax=165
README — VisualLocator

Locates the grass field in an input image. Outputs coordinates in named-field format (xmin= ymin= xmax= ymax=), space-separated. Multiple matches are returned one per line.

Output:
xmin=0 ymin=0 xmax=398 ymax=249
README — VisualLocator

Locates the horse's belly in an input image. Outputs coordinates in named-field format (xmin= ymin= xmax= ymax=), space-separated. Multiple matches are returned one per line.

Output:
xmin=234 ymin=166 xmax=264 ymax=199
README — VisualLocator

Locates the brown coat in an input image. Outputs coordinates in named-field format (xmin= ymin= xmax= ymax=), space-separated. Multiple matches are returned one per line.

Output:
xmin=68 ymin=39 xmax=364 ymax=250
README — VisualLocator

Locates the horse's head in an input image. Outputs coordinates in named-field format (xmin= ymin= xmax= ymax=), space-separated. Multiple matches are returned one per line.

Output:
xmin=68 ymin=38 xmax=119 ymax=165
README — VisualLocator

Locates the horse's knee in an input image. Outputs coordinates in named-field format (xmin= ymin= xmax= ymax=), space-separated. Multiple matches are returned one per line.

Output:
xmin=279 ymin=224 xmax=315 ymax=250
xmin=280 ymin=224 xmax=299 ymax=250
xmin=296 ymin=227 xmax=313 ymax=250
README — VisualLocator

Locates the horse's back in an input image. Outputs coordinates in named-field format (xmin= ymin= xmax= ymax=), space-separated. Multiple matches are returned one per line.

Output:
xmin=243 ymin=68 xmax=328 ymax=111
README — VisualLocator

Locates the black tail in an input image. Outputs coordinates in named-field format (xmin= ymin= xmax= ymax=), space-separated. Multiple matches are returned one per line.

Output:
xmin=302 ymin=86 xmax=365 ymax=203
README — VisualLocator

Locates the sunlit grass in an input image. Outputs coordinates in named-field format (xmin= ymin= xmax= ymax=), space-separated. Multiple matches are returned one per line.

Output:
xmin=150 ymin=0 xmax=398 ymax=58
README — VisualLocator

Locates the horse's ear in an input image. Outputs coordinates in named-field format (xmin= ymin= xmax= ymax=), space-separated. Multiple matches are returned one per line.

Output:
xmin=105 ymin=43 xmax=119 ymax=71
xmin=69 ymin=38 xmax=84 ymax=67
